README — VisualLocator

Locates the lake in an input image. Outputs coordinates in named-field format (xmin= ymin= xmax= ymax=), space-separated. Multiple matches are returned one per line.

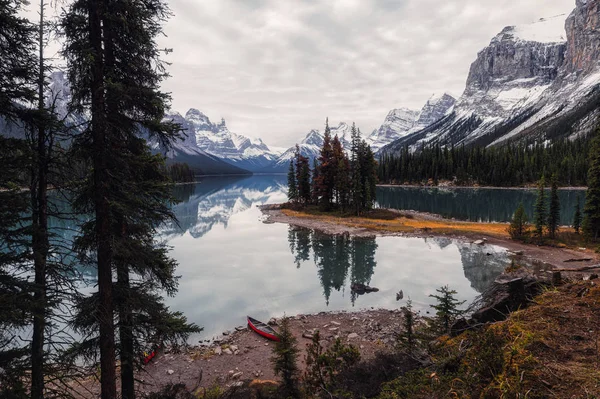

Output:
xmin=377 ymin=185 xmax=585 ymax=225
xmin=159 ymin=176 xmax=567 ymax=341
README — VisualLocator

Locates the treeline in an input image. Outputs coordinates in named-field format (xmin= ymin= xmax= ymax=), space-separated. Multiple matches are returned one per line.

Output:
xmin=378 ymin=137 xmax=590 ymax=187
xmin=287 ymin=120 xmax=377 ymax=215
xmin=166 ymin=162 xmax=195 ymax=182
xmin=0 ymin=0 xmax=200 ymax=398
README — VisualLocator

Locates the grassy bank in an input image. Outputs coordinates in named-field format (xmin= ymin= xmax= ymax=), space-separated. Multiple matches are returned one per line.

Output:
xmin=281 ymin=207 xmax=511 ymax=238
xmin=377 ymin=280 xmax=600 ymax=399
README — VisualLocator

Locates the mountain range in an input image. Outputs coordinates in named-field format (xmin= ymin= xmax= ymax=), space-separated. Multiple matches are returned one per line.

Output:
xmin=2 ymin=0 xmax=598 ymax=176
xmin=167 ymin=1 xmax=600 ymax=174
xmin=380 ymin=0 xmax=600 ymax=154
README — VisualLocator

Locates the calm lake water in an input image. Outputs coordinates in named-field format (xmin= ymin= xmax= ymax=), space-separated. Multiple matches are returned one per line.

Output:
xmin=377 ymin=186 xmax=585 ymax=225
xmin=51 ymin=177 xmax=583 ymax=340
xmin=158 ymin=176 xmax=556 ymax=341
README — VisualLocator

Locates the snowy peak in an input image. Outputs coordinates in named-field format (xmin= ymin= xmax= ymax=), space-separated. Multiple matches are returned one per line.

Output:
xmin=492 ymin=15 xmax=567 ymax=45
xmin=414 ymin=93 xmax=456 ymax=130
xmin=175 ymin=108 xmax=280 ymax=172
xmin=368 ymin=94 xmax=456 ymax=152
xmin=47 ymin=71 xmax=71 ymax=120
xmin=302 ymin=129 xmax=322 ymax=146
xmin=367 ymin=108 xmax=418 ymax=151
xmin=266 ymin=121 xmax=357 ymax=172
xmin=380 ymin=0 xmax=600 ymax=154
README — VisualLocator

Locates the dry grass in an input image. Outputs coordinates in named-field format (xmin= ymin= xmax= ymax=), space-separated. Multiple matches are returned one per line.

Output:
xmin=281 ymin=208 xmax=511 ymax=238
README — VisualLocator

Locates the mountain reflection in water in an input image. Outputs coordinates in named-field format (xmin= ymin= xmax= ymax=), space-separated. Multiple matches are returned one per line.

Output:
xmin=56 ymin=176 xmax=521 ymax=339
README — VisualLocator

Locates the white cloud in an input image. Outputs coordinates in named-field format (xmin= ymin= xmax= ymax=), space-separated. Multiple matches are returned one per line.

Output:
xmin=23 ymin=0 xmax=577 ymax=147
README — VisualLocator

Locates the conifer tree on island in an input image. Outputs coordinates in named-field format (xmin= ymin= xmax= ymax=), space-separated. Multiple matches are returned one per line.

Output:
xmin=547 ymin=174 xmax=560 ymax=239
xmin=286 ymin=121 xmax=377 ymax=215
xmin=287 ymin=161 xmax=298 ymax=203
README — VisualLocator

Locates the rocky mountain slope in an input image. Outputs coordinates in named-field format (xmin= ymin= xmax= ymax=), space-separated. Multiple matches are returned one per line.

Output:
xmin=366 ymin=93 xmax=456 ymax=152
xmin=264 ymin=92 xmax=457 ymax=173
xmin=381 ymin=0 xmax=600 ymax=154
xmin=182 ymin=109 xmax=281 ymax=172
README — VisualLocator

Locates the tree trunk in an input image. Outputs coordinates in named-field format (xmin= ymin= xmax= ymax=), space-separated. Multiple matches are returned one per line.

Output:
xmin=117 ymin=259 xmax=135 ymax=399
xmin=31 ymin=2 xmax=48 ymax=396
xmin=89 ymin=0 xmax=117 ymax=397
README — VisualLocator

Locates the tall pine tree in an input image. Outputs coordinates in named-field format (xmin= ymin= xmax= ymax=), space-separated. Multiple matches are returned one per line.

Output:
xmin=583 ymin=133 xmax=600 ymax=240
xmin=350 ymin=123 xmax=363 ymax=215
xmin=534 ymin=176 xmax=547 ymax=240
xmin=316 ymin=118 xmax=335 ymax=210
xmin=0 ymin=0 xmax=36 ymax=395
xmin=547 ymin=174 xmax=560 ymax=239
xmin=287 ymin=161 xmax=298 ymax=203
xmin=62 ymin=0 xmax=197 ymax=397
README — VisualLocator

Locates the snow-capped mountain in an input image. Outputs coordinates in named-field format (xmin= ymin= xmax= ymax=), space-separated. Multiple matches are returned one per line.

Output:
xmin=183 ymin=109 xmax=281 ymax=172
xmin=366 ymin=93 xmax=456 ymax=152
xmin=366 ymin=108 xmax=419 ymax=152
xmin=381 ymin=0 xmax=600 ymax=154
xmin=262 ymin=122 xmax=355 ymax=173
xmin=160 ymin=111 xmax=248 ymax=175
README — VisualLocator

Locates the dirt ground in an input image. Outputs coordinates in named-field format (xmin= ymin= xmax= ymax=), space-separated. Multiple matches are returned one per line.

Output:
xmin=134 ymin=309 xmax=403 ymax=395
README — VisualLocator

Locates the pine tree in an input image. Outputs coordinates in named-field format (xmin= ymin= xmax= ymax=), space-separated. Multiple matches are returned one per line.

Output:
xmin=0 ymin=138 xmax=34 ymax=396
xmin=398 ymin=298 xmax=416 ymax=353
xmin=574 ymin=195 xmax=582 ymax=234
xmin=316 ymin=118 xmax=335 ymax=210
xmin=61 ymin=0 xmax=197 ymax=397
xmin=333 ymin=135 xmax=350 ymax=211
xmin=583 ymin=133 xmax=600 ymax=240
xmin=350 ymin=123 xmax=363 ymax=215
xmin=547 ymin=174 xmax=560 ymax=239
xmin=311 ymin=158 xmax=320 ymax=205
xmin=508 ymin=202 xmax=529 ymax=241
xmin=271 ymin=316 xmax=300 ymax=397
xmin=534 ymin=176 xmax=547 ymax=240
xmin=294 ymin=145 xmax=311 ymax=204
xmin=429 ymin=286 xmax=465 ymax=334
xmin=287 ymin=161 xmax=298 ymax=203
xmin=0 ymin=0 xmax=36 ymax=394
xmin=362 ymin=143 xmax=378 ymax=210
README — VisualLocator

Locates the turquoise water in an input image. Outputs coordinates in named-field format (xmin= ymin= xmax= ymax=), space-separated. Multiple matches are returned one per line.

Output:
xmin=53 ymin=177 xmax=582 ymax=340
xmin=160 ymin=176 xmax=513 ymax=340
xmin=377 ymin=185 xmax=584 ymax=225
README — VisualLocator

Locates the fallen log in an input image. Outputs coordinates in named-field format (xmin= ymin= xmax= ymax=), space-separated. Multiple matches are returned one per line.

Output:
xmin=563 ymin=258 xmax=594 ymax=263
xmin=559 ymin=264 xmax=600 ymax=272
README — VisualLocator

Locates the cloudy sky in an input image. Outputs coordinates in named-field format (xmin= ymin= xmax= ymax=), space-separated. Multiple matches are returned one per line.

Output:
xmin=27 ymin=0 xmax=575 ymax=147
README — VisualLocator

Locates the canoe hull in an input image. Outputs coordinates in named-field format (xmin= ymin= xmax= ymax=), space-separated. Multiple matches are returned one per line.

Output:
xmin=247 ymin=316 xmax=280 ymax=342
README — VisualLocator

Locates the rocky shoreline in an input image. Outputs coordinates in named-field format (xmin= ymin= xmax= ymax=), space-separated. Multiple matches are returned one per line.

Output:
xmin=124 ymin=309 xmax=408 ymax=395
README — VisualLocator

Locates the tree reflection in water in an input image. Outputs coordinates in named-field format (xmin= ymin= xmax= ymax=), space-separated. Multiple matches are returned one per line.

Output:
xmin=287 ymin=226 xmax=377 ymax=306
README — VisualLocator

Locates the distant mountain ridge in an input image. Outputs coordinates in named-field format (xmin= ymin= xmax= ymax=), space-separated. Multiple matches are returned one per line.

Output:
xmin=381 ymin=0 xmax=600 ymax=154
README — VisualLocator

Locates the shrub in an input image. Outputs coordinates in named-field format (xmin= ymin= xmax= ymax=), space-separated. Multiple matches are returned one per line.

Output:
xmin=508 ymin=202 xmax=529 ymax=241
xmin=271 ymin=316 xmax=300 ymax=397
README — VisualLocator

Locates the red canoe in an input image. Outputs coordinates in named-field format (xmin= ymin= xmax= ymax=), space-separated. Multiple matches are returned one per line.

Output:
xmin=247 ymin=316 xmax=280 ymax=341
xmin=143 ymin=345 xmax=160 ymax=364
